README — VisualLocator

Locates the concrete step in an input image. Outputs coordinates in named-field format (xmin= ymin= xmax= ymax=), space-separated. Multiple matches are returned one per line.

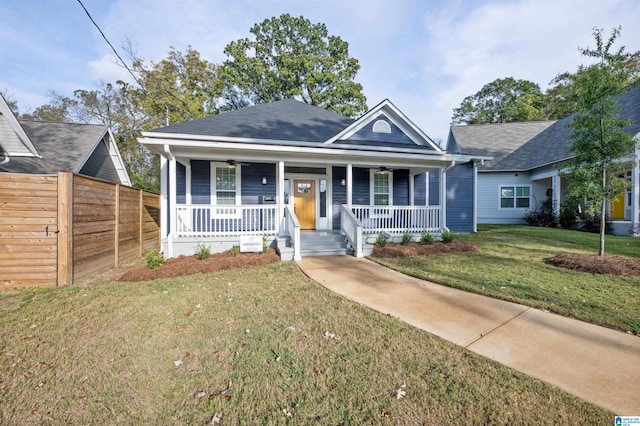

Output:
xmin=301 ymin=247 xmax=354 ymax=256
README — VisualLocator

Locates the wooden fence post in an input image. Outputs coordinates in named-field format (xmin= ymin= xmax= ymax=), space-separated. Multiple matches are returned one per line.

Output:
xmin=57 ymin=172 xmax=73 ymax=286
xmin=139 ymin=190 xmax=144 ymax=256
xmin=114 ymin=184 xmax=120 ymax=269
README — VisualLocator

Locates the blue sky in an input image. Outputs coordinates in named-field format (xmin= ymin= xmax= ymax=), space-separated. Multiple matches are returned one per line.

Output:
xmin=1 ymin=0 xmax=639 ymax=141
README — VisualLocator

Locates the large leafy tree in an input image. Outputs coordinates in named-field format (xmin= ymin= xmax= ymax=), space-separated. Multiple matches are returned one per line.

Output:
xmin=564 ymin=27 xmax=638 ymax=256
xmin=546 ymin=50 xmax=640 ymax=119
xmin=452 ymin=77 xmax=546 ymax=125
xmin=222 ymin=14 xmax=367 ymax=118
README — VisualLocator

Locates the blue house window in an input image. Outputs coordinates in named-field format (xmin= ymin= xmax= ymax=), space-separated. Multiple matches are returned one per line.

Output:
xmin=371 ymin=170 xmax=393 ymax=206
xmin=211 ymin=163 xmax=241 ymax=216
xmin=500 ymin=185 xmax=530 ymax=208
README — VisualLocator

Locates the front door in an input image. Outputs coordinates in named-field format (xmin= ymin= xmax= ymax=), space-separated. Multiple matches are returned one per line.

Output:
xmin=294 ymin=179 xmax=316 ymax=229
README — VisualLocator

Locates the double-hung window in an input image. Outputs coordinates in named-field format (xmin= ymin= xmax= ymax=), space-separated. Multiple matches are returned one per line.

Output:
xmin=371 ymin=170 xmax=393 ymax=218
xmin=500 ymin=185 xmax=530 ymax=208
xmin=212 ymin=164 xmax=240 ymax=217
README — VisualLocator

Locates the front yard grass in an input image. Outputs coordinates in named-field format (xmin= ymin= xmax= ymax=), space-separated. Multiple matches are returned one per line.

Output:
xmin=372 ymin=225 xmax=640 ymax=332
xmin=0 ymin=263 xmax=609 ymax=424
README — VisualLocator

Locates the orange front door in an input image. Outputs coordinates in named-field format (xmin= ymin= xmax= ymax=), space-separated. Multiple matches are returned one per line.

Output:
xmin=611 ymin=193 xmax=625 ymax=219
xmin=294 ymin=180 xmax=316 ymax=229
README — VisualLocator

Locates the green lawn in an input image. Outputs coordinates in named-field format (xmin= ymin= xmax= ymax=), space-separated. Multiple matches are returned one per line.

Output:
xmin=0 ymin=263 xmax=610 ymax=424
xmin=373 ymin=225 xmax=640 ymax=332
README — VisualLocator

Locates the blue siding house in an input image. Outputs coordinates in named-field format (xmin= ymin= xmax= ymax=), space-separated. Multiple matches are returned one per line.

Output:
xmin=139 ymin=99 xmax=486 ymax=259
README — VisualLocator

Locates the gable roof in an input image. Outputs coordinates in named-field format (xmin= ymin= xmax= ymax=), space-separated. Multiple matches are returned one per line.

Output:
xmin=0 ymin=120 xmax=131 ymax=185
xmin=450 ymin=85 xmax=640 ymax=172
xmin=449 ymin=121 xmax=555 ymax=170
xmin=0 ymin=94 xmax=39 ymax=157
xmin=150 ymin=98 xmax=354 ymax=143
xmin=325 ymin=99 xmax=442 ymax=151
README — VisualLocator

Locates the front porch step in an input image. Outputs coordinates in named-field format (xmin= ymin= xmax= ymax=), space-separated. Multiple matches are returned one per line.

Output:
xmin=300 ymin=230 xmax=353 ymax=257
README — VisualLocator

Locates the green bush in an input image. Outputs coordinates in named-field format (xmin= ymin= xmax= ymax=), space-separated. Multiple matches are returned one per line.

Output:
xmin=375 ymin=231 xmax=388 ymax=248
xmin=441 ymin=230 xmax=455 ymax=243
xmin=194 ymin=242 xmax=211 ymax=260
xmin=420 ymin=231 xmax=434 ymax=245
xmin=401 ymin=232 xmax=412 ymax=245
xmin=145 ymin=250 xmax=165 ymax=270
xmin=262 ymin=234 xmax=269 ymax=254
xmin=228 ymin=245 xmax=240 ymax=257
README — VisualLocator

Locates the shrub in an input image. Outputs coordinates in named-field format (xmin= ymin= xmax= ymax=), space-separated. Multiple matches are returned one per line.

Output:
xmin=194 ymin=242 xmax=211 ymax=260
xmin=145 ymin=250 xmax=164 ymax=270
xmin=376 ymin=231 xmax=388 ymax=248
xmin=401 ymin=232 xmax=412 ymax=245
xmin=420 ymin=231 xmax=434 ymax=245
xmin=559 ymin=198 xmax=580 ymax=229
xmin=441 ymin=230 xmax=455 ymax=243
xmin=228 ymin=245 xmax=240 ymax=257
xmin=523 ymin=198 xmax=557 ymax=227
xmin=262 ymin=234 xmax=269 ymax=254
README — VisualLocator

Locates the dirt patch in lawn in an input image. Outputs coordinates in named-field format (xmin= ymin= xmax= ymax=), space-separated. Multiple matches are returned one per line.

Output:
xmin=548 ymin=253 xmax=640 ymax=276
xmin=371 ymin=240 xmax=482 ymax=258
xmin=118 ymin=249 xmax=280 ymax=281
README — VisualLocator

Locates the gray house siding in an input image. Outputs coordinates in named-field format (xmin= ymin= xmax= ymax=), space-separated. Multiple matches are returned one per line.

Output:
xmin=429 ymin=172 xmax=440 ymax=205
xmin=78 ymin=139 xmax=120 ymax=183
xmin=392 ymin=169 xmax=410 ymax=205
xmin=332 ymin=166 xmax=347 ymax=230
xmin=446 ymin=162 xmax=474 ymax=233
xmin=413 ymin=174 xmax=427 ymax=206
xmin=241 ymin=162 xmax=276 ymax=204
xmin=352 ymin=167 xmax=370 ymax=205
xmin=176 ymin=162 xmax=186 ymax=204
xmin=190 ymin=160 xmax=211 ymax=204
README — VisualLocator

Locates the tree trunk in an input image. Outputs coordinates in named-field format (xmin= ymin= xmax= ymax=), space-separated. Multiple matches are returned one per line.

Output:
xmin=600 ymin=165 xmax=606 ymax=257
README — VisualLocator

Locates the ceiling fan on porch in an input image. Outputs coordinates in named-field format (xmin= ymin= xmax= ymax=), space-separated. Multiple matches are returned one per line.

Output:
xmin=375 ymin=166 xmax=393 ymax=174
xmin=226 ymin=160 xmax=250 ymax=168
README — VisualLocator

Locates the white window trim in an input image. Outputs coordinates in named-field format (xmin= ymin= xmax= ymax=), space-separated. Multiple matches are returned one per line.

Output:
xmin=210 ymin=162 xmax=242 ymax=218
xmin=370 ymin=169 xmax=393 ymax=217
xmin=498 ymin=184 xmax=531 ymax=209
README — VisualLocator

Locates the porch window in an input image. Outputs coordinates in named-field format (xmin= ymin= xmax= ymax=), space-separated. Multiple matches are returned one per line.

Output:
xmin=373 ymin=172 xmax=393 ymax=205
xmin=500 ymin=185 xmax=530 ymax=208
xmin=212 ymin=164 xmax=241 ymax=216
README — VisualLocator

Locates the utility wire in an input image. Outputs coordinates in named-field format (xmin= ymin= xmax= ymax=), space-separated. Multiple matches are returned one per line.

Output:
xmin=76 ymin=0 xmax=144 ymax=89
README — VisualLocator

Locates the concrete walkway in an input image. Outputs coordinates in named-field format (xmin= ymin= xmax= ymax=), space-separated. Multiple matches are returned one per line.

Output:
xmin=298 ymin=255 xmax=640 ymax=415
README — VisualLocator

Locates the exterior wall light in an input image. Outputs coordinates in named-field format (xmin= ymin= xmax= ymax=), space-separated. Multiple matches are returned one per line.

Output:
xmin=340 ymin=178 xmax=346 ymax=186
xmin=262 ymin=176 xmax=267 ymax=185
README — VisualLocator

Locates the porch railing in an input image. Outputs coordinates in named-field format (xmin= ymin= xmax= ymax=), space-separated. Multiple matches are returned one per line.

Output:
xmin=341 ymin=205 xmax=363 ymax=257
xmin=351 ymin=205 xmax=441 ymax=234
xmin=175 ymin=204 xmax=278 ymax=238
xmin=284 ymin=204 xmax=301 ymax=261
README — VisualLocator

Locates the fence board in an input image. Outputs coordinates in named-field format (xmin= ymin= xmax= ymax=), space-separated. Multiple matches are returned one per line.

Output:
xmin=0 ymin=172 xmax=159 ymax=288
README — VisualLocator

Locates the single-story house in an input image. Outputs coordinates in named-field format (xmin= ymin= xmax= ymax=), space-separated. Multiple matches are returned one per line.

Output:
xmin=139 ymin=99 xmax=487 ymax=260
xmin=0 ymin=94 xmax=131 ymax=186
xmin=447 ymin=86 xmax=640 ymax=236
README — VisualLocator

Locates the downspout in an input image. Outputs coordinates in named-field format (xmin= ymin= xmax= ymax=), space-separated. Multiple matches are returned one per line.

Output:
xmin=441 ymin=160 xmax=456 ymax=232
xmin=0 ymin=152 xmax=9 ymax=166
xmin=164 ymin=145 xmax=176 ymax=258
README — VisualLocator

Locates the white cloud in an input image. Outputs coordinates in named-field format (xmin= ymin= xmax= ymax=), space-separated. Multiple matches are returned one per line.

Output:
xmin=88 ymin=54 xmax=134 ymax=84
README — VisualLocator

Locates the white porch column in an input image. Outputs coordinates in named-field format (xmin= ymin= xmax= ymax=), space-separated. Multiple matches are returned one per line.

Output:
xmin=278 ymin=160 xmax=285 ymax=236
xmin=160 ymin=156 xmax=168 ymax=240
xmin=165 ymin=146 xmax=176 ymax=258
xmin=346 ymin=163 xmax=353 ymax=207
xmin=473 ymin=162 xmax=478 ymax=233
xmin=552 ymin=173 xmax=561 ymax=217
xmin=633 ymin=162 xmax=640 ymax=233
xmin=440 ymin=167 xmax=447 ymax=231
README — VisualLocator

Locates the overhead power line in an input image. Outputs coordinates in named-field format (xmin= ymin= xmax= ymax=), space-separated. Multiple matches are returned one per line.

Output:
xmin=76 ymin=0 xmax=144 ymax=89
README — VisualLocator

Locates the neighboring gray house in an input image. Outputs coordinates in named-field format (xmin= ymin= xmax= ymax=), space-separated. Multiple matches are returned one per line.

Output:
xmin=0 ymin=94 xmax=131 ymax=186
xmin=447 ymin=86 xmax=640 ymax=235
xmin=139 ymin=99 xmax=487 ymax=259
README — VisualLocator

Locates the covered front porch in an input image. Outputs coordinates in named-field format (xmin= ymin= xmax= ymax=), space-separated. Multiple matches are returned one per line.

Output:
xmin=160 ymin=157 xmax=452 ymax=260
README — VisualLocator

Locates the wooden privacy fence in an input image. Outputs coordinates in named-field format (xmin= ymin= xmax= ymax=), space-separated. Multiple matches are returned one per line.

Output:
xmin=0 ymin=172 xmax=160 ymax=288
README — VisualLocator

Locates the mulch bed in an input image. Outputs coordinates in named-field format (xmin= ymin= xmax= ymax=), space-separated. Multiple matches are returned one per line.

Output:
xmin=371 ymin=240 xmax=482 ymax=258
xmin=547 ymin=253 xmax=640 ymax=276
xmin=118 ymin=249 xmax=281 ymax=282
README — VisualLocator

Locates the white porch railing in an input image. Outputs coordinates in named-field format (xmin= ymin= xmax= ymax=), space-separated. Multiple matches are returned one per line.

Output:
xmin=284 ymin=204 xmax=301 ymax=261
xmin=351 ymin=205 xmax=441 ymax=234
xmin=175 ymin=204 xmax=278 ymax=238
xmin=341 ymin=205 xmax=363 ymax=257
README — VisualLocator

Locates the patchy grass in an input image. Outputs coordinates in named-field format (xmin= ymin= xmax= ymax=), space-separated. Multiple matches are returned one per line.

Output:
xmin=0 ymin=263 xmax=609 ymax=424
xmin=372 ymin=225 xmax=640 ymax=332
